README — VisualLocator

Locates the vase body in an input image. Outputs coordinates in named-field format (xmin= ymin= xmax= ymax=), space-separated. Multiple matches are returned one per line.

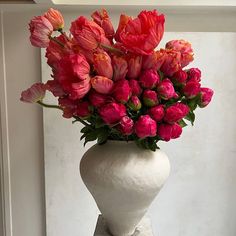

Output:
xmin=80 ymin=141 xmax=170 ymax=236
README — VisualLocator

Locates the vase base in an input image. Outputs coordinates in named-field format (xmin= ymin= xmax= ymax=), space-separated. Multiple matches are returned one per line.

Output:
xmin=94 ymin=215 xmax=154 ymax=236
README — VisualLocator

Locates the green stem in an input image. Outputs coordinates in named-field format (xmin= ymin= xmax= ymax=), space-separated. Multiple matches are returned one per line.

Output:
xmin=100 ymin=43 xmax=124 ymax=55
xmin=58 ymin=29 xmax=70 ymax=41
xmin=49 ymin=36 xmax=65 ymax=48
xmin=37 ymin=101 xmax=91 ymax=127
xmin=72 ymin=116 xmax=91 ymax=127
xmin=37 ymin=101 xmax=62 ymax=110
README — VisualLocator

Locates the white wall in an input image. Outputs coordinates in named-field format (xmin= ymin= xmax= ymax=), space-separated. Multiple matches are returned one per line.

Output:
xmin=0 ymin=4 xmax=236 ymax=236
xmin=42 ymin=31 xmax=236 ymax=236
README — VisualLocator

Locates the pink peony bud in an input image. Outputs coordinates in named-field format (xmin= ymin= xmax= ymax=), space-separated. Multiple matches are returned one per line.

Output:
xmin=128 ymin=96 xmax=142 ymax=111
xmin=129 ymin=79 xmax=142 ymax=96
xmin=139 ymin=69 xmax=160 ymax=89
xmin=99 ymin=102 xmax=126 ymax=125
xmin=142 ymin=50 xmax=166 ymax=70
xmin=158 ymin=123 xmax=182 ymax=141
xmin=187 ymin=68 xmax=201 ymax=82
xmin=46 ymin=80 xmax=65 ymax=97
xmin=164 ymin=103 xmax=189 ymax=124
xmin=112 ymin=56 xmax=128 ymax=81
xmin=58 ymin=97 xmax=77 ymax=118
xmin=118 ymin=116 xmax=134 ymax=135
xmin=166 ymin=40 xmax=194 ymax=67
xmin=157 ymin=78 xmax=176 ymax=100
xmin=198 ymin=87 xmax=214 ymax=108
xmin=75 ymin=101 xmax=93 ymax=119
xmin=143 ymin=90 xmax=158 ymax=107
xmin=157 ymin=123 xmax=172 ymax=141
xmin=160 ymin=49 xmax=181 ymax=77
xmin=172 ymin=70 xmax=188 ymax=84
xmin=134 ymin=115 xmax=157 ymax=138
xmin=70 ymin=16 xmax=110 ymax=51
xmin=94 ymin=51 xmax=113 ymax=79
xmin=171 ymin=123 xmax=182 ymax=139
xmin=127 ymin=55 xmax=142 ymax=79
xmin=88 ymin=90 xmax=110 ymax=107
xmin=91 ymin=76 xmax=114 ymax=94
xmin=113 ymin=79 xmax=131 ymax=103
xmin=20 ymin=83 xmax=46 ymax=103
xmin=29 ymin=16 xmax=53 ymax=48
xmin=183 ymin=81 xmax=201 ymax=99
xmin=91 ymin=9 xmax=115 ymax=40
xmin=44 ymin=8 xmax=64 ymax=30
xmin=148 ymin=105 xmax=165 ymax=122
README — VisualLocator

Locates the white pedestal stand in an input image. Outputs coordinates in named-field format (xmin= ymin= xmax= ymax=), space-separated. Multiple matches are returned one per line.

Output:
xmin=94 ymin=215 xmax=154 ymax=236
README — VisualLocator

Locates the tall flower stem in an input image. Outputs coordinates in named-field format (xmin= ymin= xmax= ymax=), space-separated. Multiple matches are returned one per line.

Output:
xmin=100 ymin=43 xmax=124 ymax=55
xmin=37 ymin=101 xmax=91 ymax=127
xmin=49 ymin=36 xmax=65 ymax=47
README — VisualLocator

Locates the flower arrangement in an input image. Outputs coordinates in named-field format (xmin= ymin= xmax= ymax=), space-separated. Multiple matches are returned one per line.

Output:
xmin=21 ymin=8 xmax=214 ymax=151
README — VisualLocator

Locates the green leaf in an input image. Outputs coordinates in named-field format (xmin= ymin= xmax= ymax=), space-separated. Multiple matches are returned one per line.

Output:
xmin=178 ymin=119 xmax=188 ymax=128
xmin=186 ymin=94 xmax=201 ymax=111
xmin=97 ymin=127 xmax=110 ymax=145
xmin=80 ymin=126 xmax=92 ymax=134
xmin=184 ymin=111 xmax=195 ymax=126
xmin=84 ymin=132 xmax=97 ymax=146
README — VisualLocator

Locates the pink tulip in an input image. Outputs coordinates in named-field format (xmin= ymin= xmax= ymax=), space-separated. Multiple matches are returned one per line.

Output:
xmin=118 ymin=10 xmax=165 ymax=55
xmin=148 ymin=105 xmax=165 ymax=122
xmin=91 ymin=76 xmax=114 ymax=94
xmin=143 ymin=90 xmax=158 ymax=107
xmin=99 ymin=102 xmax=126 ymax=124
xmin=183 ymin=81 xmax=201 ymax=99
xmin=113 ymin=79 xmax=131 ymax=103
xmin=94 ymin=51 xmax=113 ymax=79
xmin=46 ymin=34 xmax=69 ymax=68
xmin=55 ymin=53 xmax=90 ymax=82
xmin=160 ymin=49 xmax=181 ymax=77
xmin=127 ymin=55 xmax=142 ymax=79
xmin=46 ymin=80 xmax=65 ymax=97
xmin=75 ymin=101 xmax=93 ymax=119
xmin=142 ymin=50 xmax=166 ymax=70
xmin=166 ymin=39 xmax=194 ymax=67
xmin=139 ymin=69 xmax=160 ymax=89
xmin=29 ymin=16 xmax=53 ymax=48
xmin=58 ymin=97 xmax=77 ymax=118
xmin=198 ymin=87 xmax=214 ymax=108
xmin=134 ymin=115 xmax=157 ymax=138
xmin=115 ymin=14 xmax=132 ymax=42
xmin=20 ymin=83 xmax=46 ymax=103
xmin=91 ymin=9 xmax=115 ymax=40
xmin=44 ymin=8 xmax=64 ymax=30
xmin=118 ymin=116 xmax=134 ymax=135
xmin=187 ymin=68 xmax=201 ymax=82
xmin=164 ymin=103 xmax=189 ymax=123
xmin=157 ymin=78 xmax=176 ymax=100
xmin=112 ymin=56 xmax=128 ymax=81
xmin=70 ymin=16 xmax=110 ymax=50
xmin=128 ymin=96 xmax=142 ymax=111
xmin=69 ymin=77 xmax=91 ymax=100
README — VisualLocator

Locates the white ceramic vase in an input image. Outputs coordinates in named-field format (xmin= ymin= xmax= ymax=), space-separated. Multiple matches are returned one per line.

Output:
xmin=80 ymin=141 xmax=170 ymax=236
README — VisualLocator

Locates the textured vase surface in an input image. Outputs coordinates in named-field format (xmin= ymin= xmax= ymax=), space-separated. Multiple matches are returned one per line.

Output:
xmin=80 ymin=141 xmax=170 ymax=236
